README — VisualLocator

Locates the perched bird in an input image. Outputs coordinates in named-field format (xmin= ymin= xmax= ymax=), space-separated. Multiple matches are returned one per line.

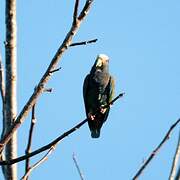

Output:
xmin=83 ymin=54 xmax=115 ymax=138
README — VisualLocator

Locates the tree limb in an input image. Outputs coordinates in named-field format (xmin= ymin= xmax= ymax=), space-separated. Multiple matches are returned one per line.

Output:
xmin=0 ymin=92 xmax=124 ymax=165
xmin=4 ymin=0 xmax=18 ymax=179
xmin=0 ymin=0 xmax=94 ymax=153
xmin=132 ymin=119 xmax=180 ymax=180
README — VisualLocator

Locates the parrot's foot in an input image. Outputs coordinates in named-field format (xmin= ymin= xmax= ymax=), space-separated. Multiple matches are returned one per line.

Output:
xmin=88 ymin=113 xmax=95 ymax=120
xmin=100 ymin=107 xmax=106 ymax=114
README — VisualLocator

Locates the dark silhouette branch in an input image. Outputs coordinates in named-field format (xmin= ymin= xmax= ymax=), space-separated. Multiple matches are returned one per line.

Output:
xmin=73 ymin=152 xmax=84 ymax=180
xmin=0 ymin=92 xmax=124 ymax=165
xmin=70 ymin=39 xmax=98 ymax=47
xmin=0 ymin=0 xmax=94 ymax=153
xmin=169 ymin=130 xmax=180 ymax=180
xmin=132 ymin=118 xmax=180 ymax=180
xmin=0 ymin=119 xmax=87 ymax=165
xmin=25 ymin=104 xmax=36 ymax=180
xmin=21 ymin=146 xmax=56 ymax=180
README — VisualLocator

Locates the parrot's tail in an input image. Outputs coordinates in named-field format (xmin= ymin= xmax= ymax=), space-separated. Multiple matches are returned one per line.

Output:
xmin=91 ymin=129 xmax=100 ymax=138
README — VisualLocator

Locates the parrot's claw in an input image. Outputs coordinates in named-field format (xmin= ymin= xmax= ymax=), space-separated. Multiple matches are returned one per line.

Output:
xmin=100 ymin=107 xmax=106 ymax=114
xmin=88 ymin=113 xmax=95 ymax=120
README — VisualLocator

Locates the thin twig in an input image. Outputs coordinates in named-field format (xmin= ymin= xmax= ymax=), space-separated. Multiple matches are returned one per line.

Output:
xmin=169 ymin=130 xmax=180 ymax=180
xmin=43 ymin=88 xmax=53 ymax=93
xmin=70 ymin=39 xmax=98 ymax=47
xmin=0 ymin=0 xmax=94 ymax=153
xmin=21 ymin=145 xmax=56 ymax=180
xmin=132 ymin=119 xmax=180 ymax=180
xmin=73 ymin=152 xmax=84 ymax=180
xmin=25 ymin=104 xmax=36 ymax=180
xmin=49 ymin=67 xmax=61 ymax=74
xmin=0 ymin=92 xmax=124 ymax=165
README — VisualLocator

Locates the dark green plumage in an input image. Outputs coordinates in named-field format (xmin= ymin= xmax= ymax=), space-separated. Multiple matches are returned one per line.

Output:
xmin=83 ymin=54 xmax=115 ymax=138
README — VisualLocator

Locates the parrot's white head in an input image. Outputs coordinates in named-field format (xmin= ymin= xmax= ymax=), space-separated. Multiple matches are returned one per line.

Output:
xmin=96 ymin=54 xmax=109 ymax=67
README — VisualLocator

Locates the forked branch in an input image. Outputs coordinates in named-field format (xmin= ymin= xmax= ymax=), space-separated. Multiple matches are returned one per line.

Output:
xmin=21 ymin=145 xmax=56 ymax=180
xmin=0 ymin=92 xmax=124 ymax=165
xmin=0 ymin=0 xmax=94 ymax=153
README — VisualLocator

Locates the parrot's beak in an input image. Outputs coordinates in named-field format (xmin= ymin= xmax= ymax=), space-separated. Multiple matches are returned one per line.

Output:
xmin=96 ymin=59 xmax=103 ymax=67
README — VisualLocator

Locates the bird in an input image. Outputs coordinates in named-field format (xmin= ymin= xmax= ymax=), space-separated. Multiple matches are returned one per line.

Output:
xmin=83 ymin=54 xmax=115 ymax=138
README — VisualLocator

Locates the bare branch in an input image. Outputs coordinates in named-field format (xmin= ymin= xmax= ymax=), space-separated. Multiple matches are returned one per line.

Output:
xmin=21 ymin=146 xmax=56 ymax=180
xmin=70 ymin=39 xmax=98 ymax=47
xmin=0 ymin=119 xmax=87 ymax=166
xmin=169 ymin=130 xmax=180 ymax=180
xmin=73 ymin=0 xmax=80 ymax=24
xmin=104 ymin=92 xmax=125 ymax=108
xmin=0 ymin=0 xmax=94 ymax=153
xmin=0 ymin=92 xmax=124 ymax=165
xmin=73 ymin=152 xmax=84 ymax=180
xmin=25 ymin=104 xmax=36 ymax=180
xmin=132 ymin=119 xmax=180 ymax=180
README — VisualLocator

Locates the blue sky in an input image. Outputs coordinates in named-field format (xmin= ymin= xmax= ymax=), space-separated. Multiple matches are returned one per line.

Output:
xmin=0 ymin=0 xmax=180 ymax=179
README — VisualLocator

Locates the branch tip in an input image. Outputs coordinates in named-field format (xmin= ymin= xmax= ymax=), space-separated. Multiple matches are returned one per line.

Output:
xmin=43 ymin=88 xmax=53 ymax=93
xmin=70 ymin=38 xmax=98 ymax=47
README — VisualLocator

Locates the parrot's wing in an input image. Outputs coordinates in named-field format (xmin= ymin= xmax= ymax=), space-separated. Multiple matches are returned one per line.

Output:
xmin=102 ymin=75 xmax=115 ymax=123
xmin=108 ymin=75 xmax=115 ymax=103
xmin=83 ymin=74 xmax=90 ymax=117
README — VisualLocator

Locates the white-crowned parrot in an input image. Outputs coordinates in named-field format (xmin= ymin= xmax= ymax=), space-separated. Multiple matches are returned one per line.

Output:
xmin=83 ymin=54 xmax=115 ymax=138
